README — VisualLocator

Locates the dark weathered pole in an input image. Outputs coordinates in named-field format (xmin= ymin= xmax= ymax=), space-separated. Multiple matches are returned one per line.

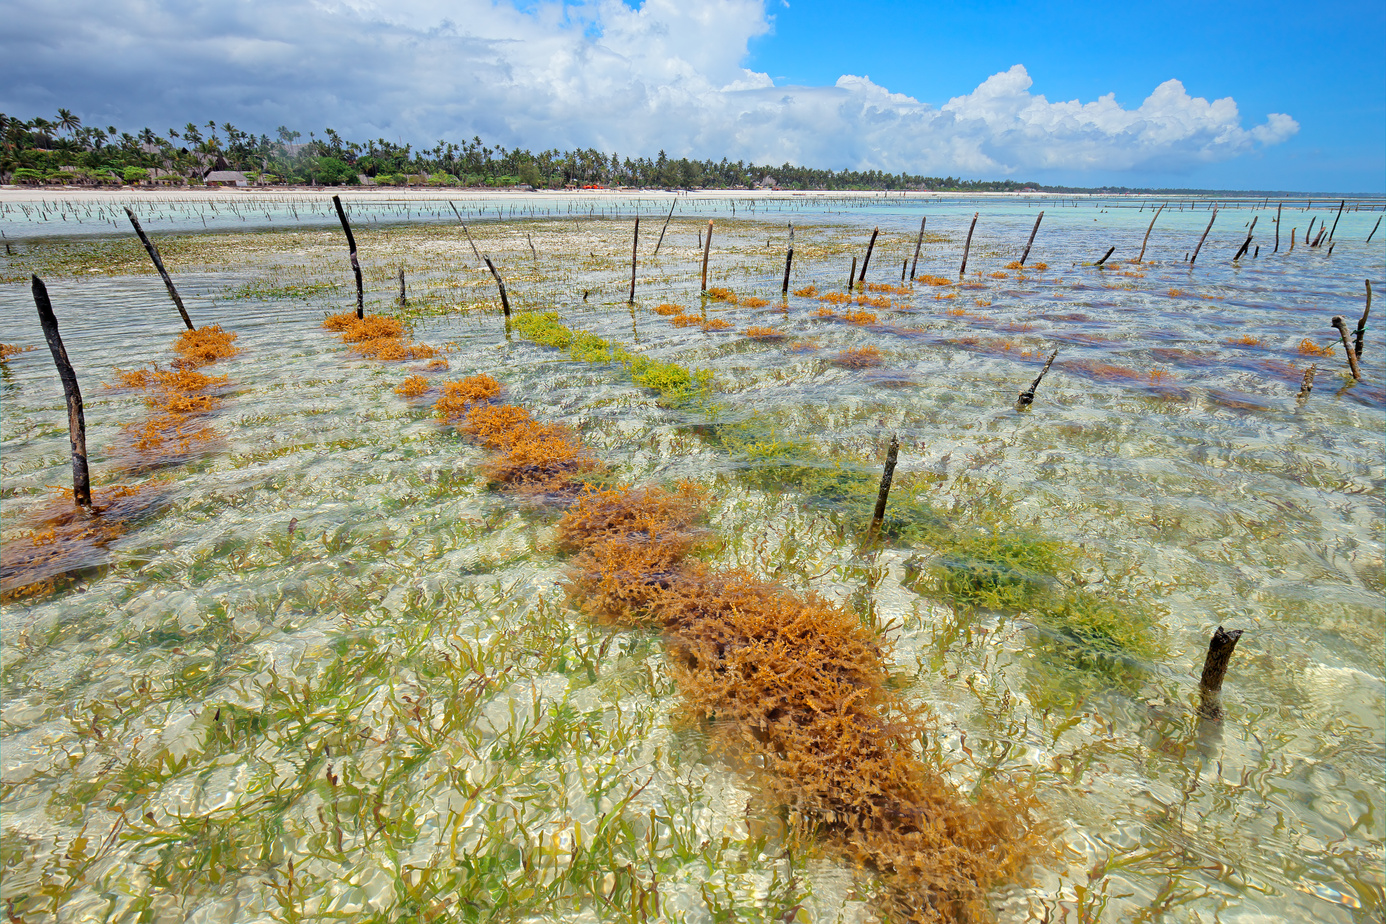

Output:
xmin=1355 ymin=280 xmax=1371 ymax=360
xmin=1197 ymin=626 xmax=1243 ymax=720
xmin=858 ymin=227 xmax=879 ymax=285
xmin=1233 ymin=216 xmax=1258 ymax=261
xmin=448 ymin=202 xmax=484 ymax=263
xmin=1189 ymin=209 xmax=1217 ymax=264
xmin=32 ymin=275 xmax=91 ymax=508
xmin=1305 ymin=216 xmax=1317 ymax=245
xmin=1134 ymin=205 xmax=1162 ymax=264
xmin=628 ymin=216 xmax=639 ymax=304
xmin=1332 ymin=317 xmax=1361 ymax=380
xmin=397 ymin=268 xmax=407 ymax=308
xmin=652 ymin=199 xmax=676 ymax=256
xmin=848 ymin=256 xmax=857 ymax=291
xmin=1273 ymin=202 xmax=1282 ymax=252
xmin=1367 ymin=216 xmax=1381 ymax=243
xmin=700 ymin=220 xmax=713 ymax=293
xmin=1016 ymin=349 xmax=1058 ymax=409
xmin=909 ymin=216 xmax=927 ymax=279
xmin=1020 ymin=210 xmax=1044 ymax=265
xmin=868 ymin=434 xmax=900 ymax=539
xmin=1094 ymin=246 xmax=1116 ymax=267
xmin=332 ymin=195 xmax=364 ymax=319
xmin=484 ymin=257 xmax=511 ymax=317
xmin=1328 ymin=199 xmax=1345 ymax=241
xmin=124 ymin=207 xmax=194 ymax=330
xmin=958 ymin=212 xmax=978 ymax=279
xmin=781 ymin=224 xmax=794 ymax=296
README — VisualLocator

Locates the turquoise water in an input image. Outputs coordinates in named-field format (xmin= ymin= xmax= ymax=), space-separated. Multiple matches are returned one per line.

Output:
xmin=1 ymin=192 xmax=1382 ymax=922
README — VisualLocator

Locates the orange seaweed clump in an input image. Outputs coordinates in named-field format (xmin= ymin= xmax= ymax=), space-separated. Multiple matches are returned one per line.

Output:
xmin=934 ymin=292 xmax=958 ymax=301
xmin=916 ymin=274 xmax=953 ymax=286
xmin=741 ymin=296 xmax=771 ymax=308
xmin=944 ymin=307 xmax=969 ymax=317
xmin=706 ymin=287 xmax=737 ymax=303
xmin=1030 ymin=262 xmax=1048 ymax=270
xmin=561 ymin=483 xmax=1045 ymax=922
xmin=788 ymin=340 xmax=819 ymax=352
xmin=744 ymin=326 xmax=783 ymax=340
xmin=811 ymin=307 xmax=837 ymax=319
xmin=1226 ymin=335 xmax=1263 ymax=347
xmin=483 ymin=419 xmax=598 ymax=491
xmin=987 ymin=271 xmax=1009 ymax=279
xmin=793 ymin=285 xmax=819 ymax=297
xmin=861 ymin=295 xmax=891 ymax=309
xmin=668 ymin=313 xmax=702 ymax=328
xmin=1 ymin=483 xmax=164 ymax=603
xmin=1167 ymin=288 xmax=1186 ymax=297
xmin=654 ymin=303 xmax=686 ymax=316
xmin=702 ymin=318 xmax=733 ymax=332
xmin=323 ymin=311 xmax=360 ymax=331
xmin=395 ymin=375 xmax=429 ymax=397
xmin=818 ymin=291 xmax=852 ymax=306
xmin=434 ymin=374 xmax=502 ymax=421
xmin=1297 ymin=339 xmax=1335 ymax=357
xmin=425 ymin=358 xmax=449 ymax=371
xmin=866 ymin=282 xmax=912 ymax=296
xmin=1004 ymin=261 xmax=1025 ymax=270
xmin=174 ymin=325 xmax=239 ymax=368
xmin=1149 ymin=369 xmax=1174 ymax=384
xmin=843 ymin=309 xmax=878 ymax=325
xmin=833 ymin=346 xmax=884 ymax=369
xmin=0 ymin=343 xmax=33 ymax=361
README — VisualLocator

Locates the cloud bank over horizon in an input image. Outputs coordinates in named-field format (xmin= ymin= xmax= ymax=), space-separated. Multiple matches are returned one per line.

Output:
xmin=3 ymin=0 xmax=1298 ymax=180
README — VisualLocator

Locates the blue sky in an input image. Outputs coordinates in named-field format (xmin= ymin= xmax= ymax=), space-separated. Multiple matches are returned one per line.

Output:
xmin=3 ymin=0 xmax=1382 ymax=191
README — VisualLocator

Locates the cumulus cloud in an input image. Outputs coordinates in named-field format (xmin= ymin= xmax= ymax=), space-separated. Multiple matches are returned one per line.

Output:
xmin=0 ymin=0 xmax=1296 ymax=177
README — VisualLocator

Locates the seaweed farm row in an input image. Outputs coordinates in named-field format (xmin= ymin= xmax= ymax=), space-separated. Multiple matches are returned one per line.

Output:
xmin=0 ymin=195 xmax=1382 ymax=923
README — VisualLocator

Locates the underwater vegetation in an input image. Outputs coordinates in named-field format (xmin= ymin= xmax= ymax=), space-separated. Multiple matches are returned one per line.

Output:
xmin=323 ymin=311 xmax=438 ymax=361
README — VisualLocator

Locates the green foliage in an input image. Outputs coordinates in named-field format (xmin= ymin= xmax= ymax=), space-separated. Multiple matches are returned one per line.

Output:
xmin=122 ymin=166 xmax=149 ymax=185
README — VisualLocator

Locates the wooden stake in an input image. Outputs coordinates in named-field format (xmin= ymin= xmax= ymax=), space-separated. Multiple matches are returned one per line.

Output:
xmin=700 ymin=220 xmax=713 ymax=293
xmin=31 ymin=275 xmax=91 ymax=508
xmin=484 ymin=257 xmax=511 ymax=317
xmin=1289 ymin=228 xmax=1297 ymax=252
xmin=1135 ymin=205 xmax=1161 ymax=263
xmin=1016 ymin=349 xmax=1058 ymax=409
xmin=332 ymin=195 xmax=364 ymax=319
xmin=1305 ymin=216 xmax=1316 ymax=245
xmin=900 ymin=258 xmax=908 ymax=282
xmin=1332 ymin=316 xmax=1361 ymax=380
xmin=397 ymin=268 xmax=406 ymax=308
xmin=858 ymin=227 xmax=879 ymax=284
xmin=868 ymin=434 xmax=900 ymax=539
xmin=781 ymin=224 xmax=794 ymax=296
xmin=1233 ymin=216 xmax=1258 ymax=261
xmin=652 ymin=199 xmax=676 ymax=256
xmin=1367 ymin=216 xmax=1381 ymax=243
xmin=1355 ymin=280 xmax=1370 ymax=360
xmin=1020 ymin=210 xmax=1044 ymax=265
xmin=959 ymin=212 xmax=978 ymax=279
xmin=1094 ymin=246 xmax=1116 ymax=267
xmin=628 ymin=216 xmax=639 ymax=304
xmin=448 ymin=202 xmax=484 ymax=263
xmin=1328 ymin=199 xmax=1344 ymax=241
xmin=123 ymin=207 xmax=194 ymax=330
xmin=1197 ymin=626 xmax=1243 ymax=720
xmin=1296 ymin=364 xmax=1316 ymax=401
xmin=1190 ymin=209 xmax=1217 ymax=264
xmin=910 ymin=216 xmax=927 ymax=279
xmin=1274 ymin=202 xmax=1282 ymax=252
xmin=848 ymin=256 xmax=857 ymax=291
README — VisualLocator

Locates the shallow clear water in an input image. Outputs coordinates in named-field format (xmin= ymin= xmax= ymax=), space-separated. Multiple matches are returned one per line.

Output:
xmin=1 ymin=192 xmax=1382 ymax=923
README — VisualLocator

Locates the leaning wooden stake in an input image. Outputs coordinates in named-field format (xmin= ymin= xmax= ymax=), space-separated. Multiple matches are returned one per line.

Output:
xmin=959 ymin=212 xmax=978 ymax=279
xmin=32 ymin=275 xmax=91 ymax=508
xmin=1332 ymin=316 xmax=1361 ymax=380
xmin=1367 ymin=216 xmax=1381 ymax=243
xmin=848 ymin=256 xmax=857 ymax=291
xmin=1328 ymin=199 xmax=1344 ymax=241
xmin=1233 ymin=216 xmax=1258 ymax=261
xmin=1296 ymin=364 xmax=1316 ymax=402
xmin=868 ymin=434 xmax=900 ymax=539
xmin=652 ymin=199 xmax=676 ymax=256
xmin=1197 ymin=626 xmax=1243 ymax=720
xmin=781 ymin=224 xmax=794 ymax=296
xmin=1094 ymin=246 xmax=1116 ymax=267
xmin=1135 ymin=205 xmax=1161 ymax=263
xmin=1016 ymin=349 xmax=1058 ymax=409
xmin=700 ymin=220 xmax=713 ymax=293
xmin=858 ymin=227 xmax=879 ymax=284
xmin=1274 ymin=202 xmax=1282 ymax=252
xmin=628 ymin=216 xmax=639 ymax=304
xmin=124 ymin=207 xmax=194 ymax=330
xmin=1189 ymin=209 xmax=1217 ymax=264
xmin=909 ymin=216 xmax=927 ymax=279
xmin=332 ymin=195 xmax=364 ymax=319
xmin=448 ymin=202 xmax=484 ymax=263
xmin=484 ymin=257 xmax=511 ymax=317
xmin=1355 ymin=280 xmax=1371 ymax=359
xmin=1020 ymin=210 xmax=1044 ymax=265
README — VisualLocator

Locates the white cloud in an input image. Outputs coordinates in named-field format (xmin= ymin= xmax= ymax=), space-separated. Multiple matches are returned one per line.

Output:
xmin=0 ymin=0 xmax=1296 ymax=177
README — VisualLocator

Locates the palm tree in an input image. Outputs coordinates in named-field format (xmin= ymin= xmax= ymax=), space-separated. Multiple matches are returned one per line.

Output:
xmin=30 ymin=117 xmax=55 ymax=145
xmin=57 ymin=108 xmax=81 ymax=135
xmin=139 ymin=128 xmax=156 ymax=147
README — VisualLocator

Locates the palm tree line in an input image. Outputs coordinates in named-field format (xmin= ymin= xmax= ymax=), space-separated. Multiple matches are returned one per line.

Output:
xmin=0 ymin=109 xmax=1040 ymax=192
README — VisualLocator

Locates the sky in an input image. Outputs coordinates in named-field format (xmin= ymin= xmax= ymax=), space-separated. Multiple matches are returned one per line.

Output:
xmin=3 ymin=0 xmax=1383 ymax=191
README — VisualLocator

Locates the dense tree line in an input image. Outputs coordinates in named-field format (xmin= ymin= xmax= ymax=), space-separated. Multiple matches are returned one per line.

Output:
xmin=0 ymin=109 xmax=1046 ymax=191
